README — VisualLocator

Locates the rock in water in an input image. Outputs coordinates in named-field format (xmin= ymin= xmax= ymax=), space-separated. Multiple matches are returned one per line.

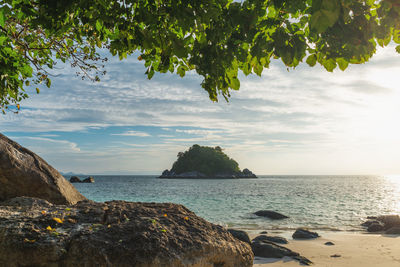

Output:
xmin=0 ymin=133 xmax=86 ymax=205
xmin=228 ymin=229 xmax=251 ymax=244
xmin=367 ymin=222 xmax=384 ymax=232
xmin=69 ymin=176 xmax=82 ymax=183
xmin=82 ymin=176 xmax=95 ymax=183
xmin=254 ymin=210 xmax=289 ymax=219
xmin=0 ymin=197 xmax=253 ymax=267
xmin=377 ymin=215 xmax=400 ymax=230
xmin=292 ymin=228 xmax=320 ymax=239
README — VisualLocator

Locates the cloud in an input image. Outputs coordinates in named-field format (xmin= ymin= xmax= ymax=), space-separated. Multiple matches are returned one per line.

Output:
xmin=175 ymin=129 xmax=223 ymax=135
xmin=111 ymin=130 xmax=151 ymax=137
xmin=346 ymin=80 xmax=392 ymax=94
xmin=10 ymin=136 xmax=81 ymax=154
xmin=1 ymin=45 xmax=399 ymax=174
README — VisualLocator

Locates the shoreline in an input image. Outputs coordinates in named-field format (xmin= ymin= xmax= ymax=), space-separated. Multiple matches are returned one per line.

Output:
xmin=245 ymin=230 xmax=400 ymax=267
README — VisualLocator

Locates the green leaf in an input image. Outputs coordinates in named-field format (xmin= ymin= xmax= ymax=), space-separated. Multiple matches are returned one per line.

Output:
xmin=36 ymin=88 xmax=40 ymax=94
xmin=177 ymin=66 xmax=186 ymax=77
xmin=230 ymin=77 xmax=240 ymax=90
xmin=310 ymin=0 xmax=340 ymax=33
xmin=96 ymin=20 xmax=102 ymax=32
xmin=336 ymin=58 xmax=349 ymax=71
xmin=0 ymin=9 xmax=4 ymax=27
xmin=396 ymin=45 xmax=400 ymax=54
xmin=0 ymin=36 xmax=6 ymax=46
xmin=322 ymin=58 xmax=336 ymax=72
xmin=147 ymin=67 xmax=155 ymax=79
xmin=46 ymin=78 xmax=51 ymax=88
xmin=306 ymin=54 xmax=317 ymax=66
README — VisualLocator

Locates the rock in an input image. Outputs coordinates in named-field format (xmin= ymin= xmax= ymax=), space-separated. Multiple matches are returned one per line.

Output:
xmin=238 ymin=169 xmax=257 ymax=178
xmin=251 ymin=241 xmax=296 ymax=258
xmin=159 ymin=169 xmax=257 ymax=179
xmin=331 ymin=254 xmax=341 ymax=258
xmin=160 ymin=171 xmax=207 ymax=179
xmin=82 ymin=176 xmax=95 ymax=183
xmin=377 ymin=215 xmax=400 ymax=230
xmin=367 ymin=222 xmax=384 ymax=232
xmin=324 ymin=241 xmax=335 ymax=246
xmin=254 ymin=210 xmax=289 ymax=220
xmin=176 ymin=171 xmax=207 ymax=178
xmin=385 ymin=227 xmax=400 ymax=235
xmin=367 ymin=216 xmax=377 ymax=220
xmin=0 ymin=133 xmax=86 ymax=205
xmin=252 ymin=235 xmax=288 ymax=244
xmin=292 ymin=228 xmax=320 ymax=239
xmin=361 ymin=220 xmax=379 ymax=227
xmin=251 ymin=240 xmax=311 ymax=265
xmin=160 ymin=169 xmax=176 ymax=178
xmin=0 ymin=197 xmax=253 ymax=267
xmin=69 ymin=176 xmax=82 ymax=183
xmin=228 ymin=229 xmax=251 ymax=244
xmin=259 ymin=231 xmax=268 ymax=234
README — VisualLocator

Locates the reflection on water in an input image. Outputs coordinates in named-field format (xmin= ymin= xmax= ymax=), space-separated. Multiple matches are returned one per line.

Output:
xmin=72 ymin=175 xmax=400 ymax=231
xmin=385 ymin=175 xmax=400 ymax=214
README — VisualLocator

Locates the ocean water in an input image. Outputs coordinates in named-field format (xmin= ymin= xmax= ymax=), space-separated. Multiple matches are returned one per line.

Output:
xmin=70 ymin=175 xmax=400 ymax=231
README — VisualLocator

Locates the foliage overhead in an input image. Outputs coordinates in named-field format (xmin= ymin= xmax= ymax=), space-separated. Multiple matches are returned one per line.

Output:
xmin=171 ymin=144 xmax=240 ymax=175
xmin=1 ymin=0 xmax=400 ymax=112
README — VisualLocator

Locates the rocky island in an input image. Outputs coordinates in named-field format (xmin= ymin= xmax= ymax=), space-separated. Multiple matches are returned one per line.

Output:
xmin=160 ymin=144 xmax=257 ymax=179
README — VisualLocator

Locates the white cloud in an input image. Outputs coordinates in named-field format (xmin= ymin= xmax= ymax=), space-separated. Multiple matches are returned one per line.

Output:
xmin=9 ymin=136 xmax=81 ymax=163
xmin=1 ymin=44 xmax=399 ymax=174
xmin=111 ymin=130 xmax=150 ymax=137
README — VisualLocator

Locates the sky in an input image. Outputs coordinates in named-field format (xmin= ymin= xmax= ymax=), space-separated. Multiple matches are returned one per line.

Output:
xmin=1 ymin=45 xmax=400 ymax=175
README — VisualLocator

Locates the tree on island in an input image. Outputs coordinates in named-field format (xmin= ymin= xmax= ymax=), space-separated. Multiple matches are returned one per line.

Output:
xmin=1 ymin=0 xmax=400 ymax=112
xmin=172 ymin=144 xmax=240 ymax=176
xmin=161 ymin=144 xmax=256 ymax=178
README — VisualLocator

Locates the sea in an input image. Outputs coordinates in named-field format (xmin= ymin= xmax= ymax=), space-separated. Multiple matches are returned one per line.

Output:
xmin=69 ymin=175 xmax=400 ymax=232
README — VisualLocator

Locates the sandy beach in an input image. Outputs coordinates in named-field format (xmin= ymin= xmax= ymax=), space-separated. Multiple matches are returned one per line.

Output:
xmin=251 ymin=231 xmax=400 ymax=267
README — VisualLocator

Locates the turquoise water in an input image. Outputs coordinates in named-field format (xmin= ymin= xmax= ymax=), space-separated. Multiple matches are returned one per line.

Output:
xmin=70 ymin=175 xmax=400 ymax=231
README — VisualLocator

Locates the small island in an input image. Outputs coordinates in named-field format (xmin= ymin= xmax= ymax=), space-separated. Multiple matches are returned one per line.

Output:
xmin=159 ymin=144 xmax=257 ymax=179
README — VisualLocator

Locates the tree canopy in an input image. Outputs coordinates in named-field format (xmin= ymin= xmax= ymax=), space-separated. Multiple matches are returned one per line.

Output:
xmin=1 ymin=0 xmax=400 ymax=112
xmin=171 ymin=144 xmax=240 ymax=175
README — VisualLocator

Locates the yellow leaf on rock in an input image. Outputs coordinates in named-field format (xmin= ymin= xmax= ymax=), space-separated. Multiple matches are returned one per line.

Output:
xmin=46 ymin=226 xmax=53 ymax=231
xmin=41 ymin=210 xmax=47 ymax=215
xmin=163 ymin=214 xmax=167 ymax=217
xmin=24 ymin=238 xmax=36 ymax=243
xmin=184 ymin=216 xmax=189 ymax=221
xmin=53 ymin=217 xmax=63 ymax=224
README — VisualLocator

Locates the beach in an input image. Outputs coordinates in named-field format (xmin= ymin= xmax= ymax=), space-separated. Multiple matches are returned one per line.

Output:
xmin=251 ymin=231 xmax=400 ymax=267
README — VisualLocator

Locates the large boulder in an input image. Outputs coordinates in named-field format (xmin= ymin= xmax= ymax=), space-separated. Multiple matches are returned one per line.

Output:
xmin=0 ymin=133 xmax=86 ymax=205
xmin=0 ymin=197 xmax=253 ymax=267
xmin=361 ymin=215 xmax=400 ymax=232
xmin=254 ymin=210 xmax=289 ymax=220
